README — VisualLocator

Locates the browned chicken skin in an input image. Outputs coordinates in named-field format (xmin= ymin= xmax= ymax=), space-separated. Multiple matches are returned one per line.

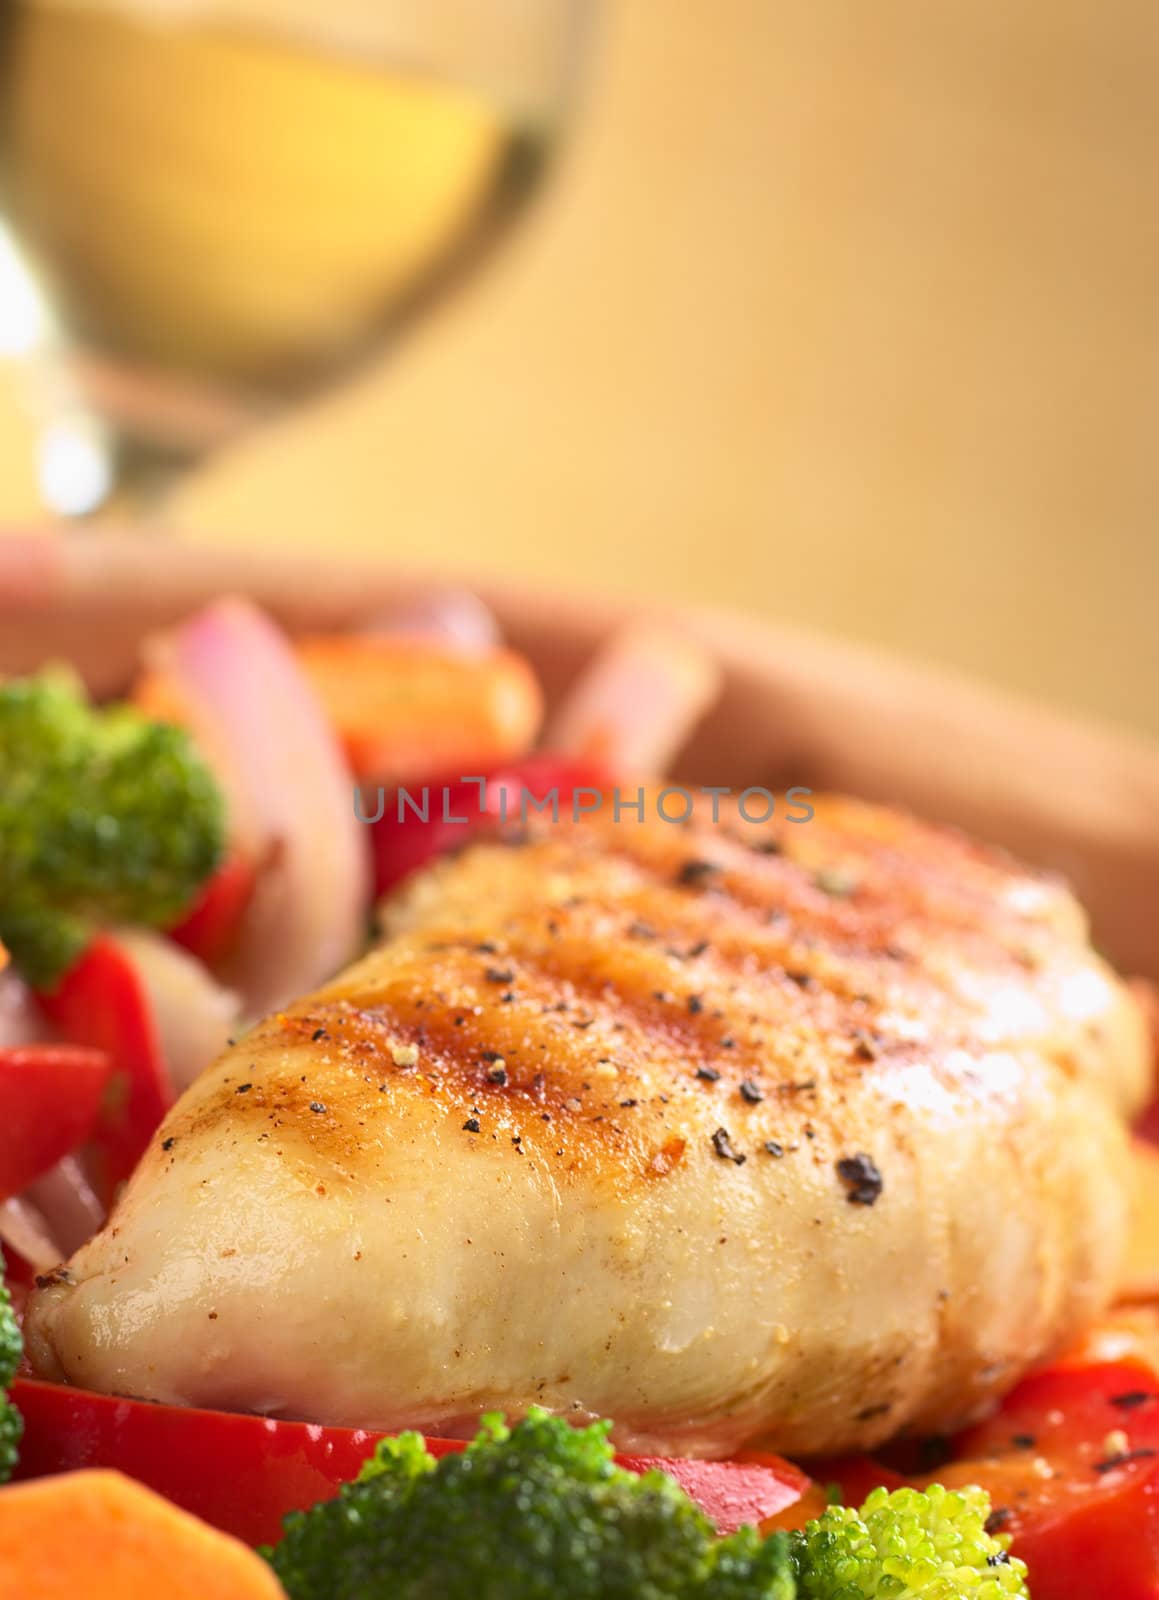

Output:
xmin=27 ymin=796 xmax=1149 ymax=1456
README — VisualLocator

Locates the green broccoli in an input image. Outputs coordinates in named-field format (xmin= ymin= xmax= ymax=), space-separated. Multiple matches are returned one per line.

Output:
xmin=0 ymin=1277 xmax=19 ymax=1391
xmin=264 ymin=1409 xmax=797 ymax=1600
xmin=0 ymin=1263 xmax=23 ymax=1484
xmin=791 ymin=1482 xmax=1029 ymax=1599
xmin=0 ymin=1397 xmax=20 ymax=1485
xmin=0 ymin=670 xmax=225 ymax=986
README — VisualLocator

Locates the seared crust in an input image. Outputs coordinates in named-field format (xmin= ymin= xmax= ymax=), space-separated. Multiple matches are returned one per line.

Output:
xmin=27 ymin=796 xmax=1150 ymax=1455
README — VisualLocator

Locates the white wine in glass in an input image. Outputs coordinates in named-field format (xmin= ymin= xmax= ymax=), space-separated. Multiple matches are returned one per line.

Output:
xmin=0 ymin=0 xmax=587 ymax=513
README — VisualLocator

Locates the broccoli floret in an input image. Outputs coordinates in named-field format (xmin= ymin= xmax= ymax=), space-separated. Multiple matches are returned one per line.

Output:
xmin=792 ymin=1482 xmax=1029 ymax=1599
xmin=0 ymin=670 xmax=225 ymax=986
xmin=0 ymin=1398 xmax=21 ymax=1485
xmin=0 ymin=1277 xmax=19 ymax=1391
xmin=0 ymin=1259 xmax=23 ymax=1483
xmin=265 ymin=1409 xmax=797 ymax=1600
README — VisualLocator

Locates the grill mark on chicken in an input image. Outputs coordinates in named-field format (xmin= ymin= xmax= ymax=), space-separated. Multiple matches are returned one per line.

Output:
xmin=479 ymin=813 xmax=1057 ymax=996
xmin=312 ymin=921 xmax=868 ymax=1131
xmin=365 ymin=829 xmax=1096 ymax=1100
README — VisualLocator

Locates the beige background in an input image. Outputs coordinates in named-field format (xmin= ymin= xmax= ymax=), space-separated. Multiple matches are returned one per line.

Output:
xmin=2 ymin=0 xmax=1158 ymax=734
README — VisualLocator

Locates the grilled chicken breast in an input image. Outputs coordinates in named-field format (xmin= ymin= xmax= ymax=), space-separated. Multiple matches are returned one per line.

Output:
xmin=27 ymin=796 xmax=1150 ymax=1456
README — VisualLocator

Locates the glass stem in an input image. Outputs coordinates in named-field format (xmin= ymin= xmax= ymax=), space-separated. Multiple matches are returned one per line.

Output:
xmin=33 ymin=409 xmax=211 ymax=522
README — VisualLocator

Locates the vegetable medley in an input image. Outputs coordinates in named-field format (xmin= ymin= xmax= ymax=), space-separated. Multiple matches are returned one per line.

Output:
xmin=0 ymin=593 xmax=1157 ymax=1598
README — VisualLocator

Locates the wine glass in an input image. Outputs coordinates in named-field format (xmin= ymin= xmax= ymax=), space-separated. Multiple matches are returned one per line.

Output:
xmin=0 ymin=0 xmax=590 ymax=516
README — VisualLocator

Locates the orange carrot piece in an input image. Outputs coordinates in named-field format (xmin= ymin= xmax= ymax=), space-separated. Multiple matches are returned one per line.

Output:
xmin=1116 ymin=1138 xmax=1159 ymax=1304
xmin=0 ymin=1471 xmax=286 ymax=1600
xmin=1057 ymin=1304 xmax=1159 ymax=1374
xmin=132 ymin=669 xmax=189 ymax=727
xmin=291 ymin=635 xmax=544 ymax=784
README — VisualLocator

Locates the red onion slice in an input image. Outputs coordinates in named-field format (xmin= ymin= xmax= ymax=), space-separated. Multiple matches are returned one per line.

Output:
xmin=143 ymin=599 xmax=373 ymax=1014
xmin=0 ymin=1196 xmax=62 ymax=1275
xmin=114 ymin=929 xmax=239 ymax=1095
xmin=0 ymin=973 xmax=50 ymax=1049
xmin=25 ymin=1156 xmax=106 ymax=1259
xmin=546 ymin=622 xmax=722 ymax=777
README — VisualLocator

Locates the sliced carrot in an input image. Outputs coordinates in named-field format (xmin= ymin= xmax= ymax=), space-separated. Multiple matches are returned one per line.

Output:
xmin=1116 ymin=1138 xmax=1159 ymax=1304
xmin=1056 ymin=1304 xmax=1159 ymax=1374
xmin=132 ymin=668 xmax=188 ymax=727
xmin=138 ymin=636 xmax=544 ymax=788
xmin=291 ymin=635 xmax=543 ymax=785
xmin=0 ymin=1470 xmax=285 ymax=1599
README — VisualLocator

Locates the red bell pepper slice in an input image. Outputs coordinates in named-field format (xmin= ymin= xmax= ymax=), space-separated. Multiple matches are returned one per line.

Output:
xmin=371 ymin=754 xmax=611 ymax=896
xmin=9 ymin=1378 xmax=447 ymax=1547
xmin=2 ymin=1250 xmax=34 ymax=1301
xmin=10 ymin=1378 xmax=814 ymax=1547
xmin=35 ymin=935 xmax=173 ymax=1200
xmin=168 ymin=855 xmax=257 ymax=968
xmin=0 ymin=1046 xmax=112 ymax=1202
xmin=934 ymin=1359 xmax=1159 ymax=1600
